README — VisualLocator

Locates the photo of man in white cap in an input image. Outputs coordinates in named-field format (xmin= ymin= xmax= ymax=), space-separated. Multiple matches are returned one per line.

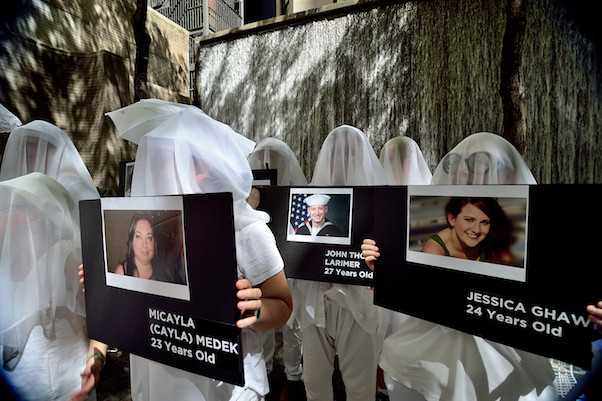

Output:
xmin=295 ymin=194 xmax=344 ymax=237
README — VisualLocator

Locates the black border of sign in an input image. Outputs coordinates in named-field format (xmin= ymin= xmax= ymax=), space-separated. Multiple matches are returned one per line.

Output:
xmin=117 ymin=160 xmax=135 ymax=197
xmin=251 ymin=169 xmax=277 ymax=211
xmin=373 ymin=184 xmax=600 ymax=369
xmin=263 ymin=186 xmax=397 ymax=287
xmin=80 ymin=193 xmax=244 ymax=386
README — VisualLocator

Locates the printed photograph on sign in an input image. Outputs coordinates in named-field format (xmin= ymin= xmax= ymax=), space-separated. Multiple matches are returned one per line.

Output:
xmin=406 ymin=185 xmax=529 ymax=282
xmin=249 ymin=169 xmax=277 ymax=211
xmin=101 ymin=197 xmax=190 ymax=300
xmin=287 ymin=187 xmax=353 ymax=245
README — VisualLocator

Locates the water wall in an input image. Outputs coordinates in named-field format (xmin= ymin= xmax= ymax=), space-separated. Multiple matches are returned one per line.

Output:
xmin=196 ymin=0 xmax=600 ymax=183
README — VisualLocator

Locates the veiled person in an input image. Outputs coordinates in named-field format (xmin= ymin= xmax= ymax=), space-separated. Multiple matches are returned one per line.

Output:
xmin=294 ymin=125 xmax=387 ymax=401
xmin=248 ymin=137 xmax=306 ymax=396
xmin=363 ymin=132 xmax=558 ymax=401
xmin=127 ymin=108 xmax=292 ymax=401
xmin=0 ymin=173 xmax=96 ymax=400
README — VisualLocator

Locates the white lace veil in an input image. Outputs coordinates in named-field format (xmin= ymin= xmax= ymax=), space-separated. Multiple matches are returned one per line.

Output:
xmin=0 ymin=173 xmax=83 ymax=371
xmin=0 ymin=120 xmax=99 ymax=202
xmin=131 ymin=109 xmax=264 ymax=230
xmin=248 ymin=138 xmax=307 ymax=186
xmin=379 ymin=136 xmax=432 ymax=185
xmin=431 ymin=132 xmax=536 ymax=185
xmin=310 ymin=125 xmax=387 ymax=186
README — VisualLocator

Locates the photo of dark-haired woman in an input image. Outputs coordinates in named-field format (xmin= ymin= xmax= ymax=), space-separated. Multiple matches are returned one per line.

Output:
xmin=114 ymin=213 xmax=173 ymax=282
xmin=422 ymin=197 xmax=516 ymax=266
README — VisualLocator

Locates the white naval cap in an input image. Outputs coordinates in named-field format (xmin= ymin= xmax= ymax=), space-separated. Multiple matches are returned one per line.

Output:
xmin=304 ymin=194 xmax=331 ymax=206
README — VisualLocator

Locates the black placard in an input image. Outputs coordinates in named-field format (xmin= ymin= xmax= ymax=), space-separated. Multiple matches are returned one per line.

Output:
xmin=80 ymin=193 xmax=244 ymax=386
xmin=263 ymin=186 xmax=400 ymax=286
xmin=373 ymin=185 xmax=600 ymax=369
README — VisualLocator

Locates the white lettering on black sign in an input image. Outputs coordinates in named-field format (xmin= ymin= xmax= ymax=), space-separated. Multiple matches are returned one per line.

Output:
xmin=323 ymin=249 xmax=373 ymax=279
xmin=465 ymin=290 xmax=592 ymax=339
xmin=148 ymin=307 xmax=239 ymax=365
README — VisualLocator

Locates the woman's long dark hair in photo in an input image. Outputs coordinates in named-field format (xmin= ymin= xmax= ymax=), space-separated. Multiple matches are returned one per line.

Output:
xmin=122 ymin=213 xmax=174 ymax=282
xmin=445 ymin=197 xmax=515 ymax=264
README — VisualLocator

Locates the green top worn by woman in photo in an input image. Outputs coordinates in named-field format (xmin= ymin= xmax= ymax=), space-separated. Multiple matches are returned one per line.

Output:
xmin=428 ymin=233 xmax=487 ymax=261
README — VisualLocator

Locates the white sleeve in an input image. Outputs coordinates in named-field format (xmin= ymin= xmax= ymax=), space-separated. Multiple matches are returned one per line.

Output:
xmin=235 ymin=221 xmax=284 ymax=286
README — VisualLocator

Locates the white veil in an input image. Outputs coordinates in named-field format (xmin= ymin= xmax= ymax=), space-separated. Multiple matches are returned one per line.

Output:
xmin=0 ymin=173 xmax=83 ymax=371
xmin=295 ymin=125 xmax=386 ymax=335
xmin=430 ymin=132 xmax=536 ymax=185
xmin=388 ymin=133 xmax=554 ymax=399
xmin=131 ymin=109 xmax=263 ymax=230
xmin=0 ymin=120 xmax=99 ymax=202
xmin=379 ymin=136 xmax=432 ymax=185
xmin=311 ymin=125 xmax=387 ymax=186
xmin=248 ymin=138 xmax=307 ymax=186
xmin=0 ymin=103 xmax=21 ymax=133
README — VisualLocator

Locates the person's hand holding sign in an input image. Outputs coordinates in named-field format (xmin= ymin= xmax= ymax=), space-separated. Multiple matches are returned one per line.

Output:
xmin=361 ymin=238 xmax=380 ymax=271
xmin=236 ymin=279 xmax=262 ymax=328
xmin=236 ymin=270 xmax=292 ymax=332
xmin=587 ymin=301 xmax=602 ymax=335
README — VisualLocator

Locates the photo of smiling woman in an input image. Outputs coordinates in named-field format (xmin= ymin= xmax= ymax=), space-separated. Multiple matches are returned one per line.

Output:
xmin=422 ymin=197 xmax=516 ymax=266
xmin=114 ymin=213 xmax=173 ymax=282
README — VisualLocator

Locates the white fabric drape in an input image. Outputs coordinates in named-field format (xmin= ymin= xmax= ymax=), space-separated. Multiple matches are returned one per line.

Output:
xmin=0 ymin=120 xmax=99 ymax=203
xmin=0 ymin=103 xmax=21 ymax=133
xmin=430 ymin=132 xmax=536 ymax=185
xmin=129 ymin=107 xmax=283 ymax=400
xmin=310 ymin=125 xmax=387 ymax=187
xmin=0 ymin=173 xmax=84 ymax=371
xmin=377 ymin=136 xmax=432 ymax=346
xmin=248 ymin=137 xmax=307 ymax=381
xmin=294 ymin=124 xmax=387 ymax=334
xmin=131 ymin=109 xmax=264 ymax=232
xmin=248 ymin=137 xmax=308 ymax=186
xmin=379 ymin=136 xmax=432 ymax=185
xmin=380 ymin=132 xmax=555 ymax=401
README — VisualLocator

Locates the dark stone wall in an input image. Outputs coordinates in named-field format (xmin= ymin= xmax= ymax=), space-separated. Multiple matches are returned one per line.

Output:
xmin=0 ymin=0 xmax=190 ymax=194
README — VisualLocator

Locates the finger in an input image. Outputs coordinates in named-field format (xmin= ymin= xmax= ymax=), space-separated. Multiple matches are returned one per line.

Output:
xmin=362 ymin=238 xmax=376 ymax=246
xmin=237 ymin=287 xmax=261 ymax=301
xmin=236 ymin=315 xmax=258 ymax=329
xmin=67 ymin=392 xmax=86 ymax=401
xmin=588 ymin=313 xmax=602 ymax=324
xmin=235 ymin=279 xmax=252 ymax=290
xmin=587 ymin=304 xmax=602 ymax=316
xmin=363 ymin=250 xmax=380 ymax=258
xmin=238 ymin=299 xmax=261 ymax=312
xmin=68 ymin=380 xmax=94 ymax=401
xmin=361 ymin=245 xmax=379 ymax=256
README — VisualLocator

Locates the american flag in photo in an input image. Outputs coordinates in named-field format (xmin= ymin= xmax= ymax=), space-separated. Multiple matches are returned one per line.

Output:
xmin=290 ymin=193 xmax=310 ymax=232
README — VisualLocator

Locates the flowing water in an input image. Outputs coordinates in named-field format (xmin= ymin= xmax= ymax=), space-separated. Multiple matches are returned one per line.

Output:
xmin=197 ymin=0 xmax=600 ymax=183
